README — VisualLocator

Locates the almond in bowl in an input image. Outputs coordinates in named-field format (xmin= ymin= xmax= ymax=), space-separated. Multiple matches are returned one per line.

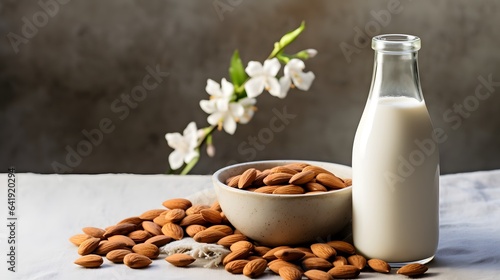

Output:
xmin=212 ymin=160 xmax=352 ymax=246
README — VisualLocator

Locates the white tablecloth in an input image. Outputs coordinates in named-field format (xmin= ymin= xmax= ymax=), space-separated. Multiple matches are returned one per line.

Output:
xmin=0 ymin=171 xmax=499 ymax=280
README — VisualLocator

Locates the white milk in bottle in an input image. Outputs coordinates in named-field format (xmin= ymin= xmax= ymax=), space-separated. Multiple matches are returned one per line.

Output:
xmin=352 ymin=35 xmax=439 ymax=265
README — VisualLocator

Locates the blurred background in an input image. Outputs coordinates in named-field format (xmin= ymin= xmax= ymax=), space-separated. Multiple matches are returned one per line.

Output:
xmin=1 ymin=0 xmax=499 ymax=174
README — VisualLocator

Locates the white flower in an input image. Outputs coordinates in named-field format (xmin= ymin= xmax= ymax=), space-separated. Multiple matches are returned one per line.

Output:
xmin=200 ymin=78 xmax=234 ymax=113
xmin=202 ymin=97 xmax=257 ymax=135
xmin=165 ymin=122 xmax=199 ymax=170
xmin=244 ymin=58 xmax=281 ymax=98
xmin=279 ymin=58 xmax=315 ymax=97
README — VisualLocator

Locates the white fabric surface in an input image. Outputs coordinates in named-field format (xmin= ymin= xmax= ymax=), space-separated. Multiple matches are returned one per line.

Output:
xmin=0 ymin=171 xmax=499 ymax=280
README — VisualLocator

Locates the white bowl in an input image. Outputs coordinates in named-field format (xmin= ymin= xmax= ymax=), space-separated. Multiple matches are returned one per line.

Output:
xmin=212 ymin=160 xmax=352 ymax=246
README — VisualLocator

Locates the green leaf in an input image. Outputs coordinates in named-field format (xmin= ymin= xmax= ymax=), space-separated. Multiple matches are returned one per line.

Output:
xmin=229 ymin=50 xmax=247 ymax=88
xmin=269 ymin=21 xmax=306 ymax=58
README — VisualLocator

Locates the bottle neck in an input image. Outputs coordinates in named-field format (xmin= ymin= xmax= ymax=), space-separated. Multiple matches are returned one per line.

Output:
xmin=368 ymin=51 xmax=423 ymax=101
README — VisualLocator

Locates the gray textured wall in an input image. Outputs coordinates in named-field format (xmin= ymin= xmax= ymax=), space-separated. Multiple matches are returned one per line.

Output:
xmin=1 ymin=0 xmax=499 ymax=174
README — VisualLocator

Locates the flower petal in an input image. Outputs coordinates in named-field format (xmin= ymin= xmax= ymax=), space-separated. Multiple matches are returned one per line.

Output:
xmin=266 ymin=77 xmax=282 ymax=98
xmin=278 ymin=76 xmax=291 ymax=99
xmin=221 ymin=78 xmax=235 ymax=98
xmin=229 ymin=102 xmax=244 ymax=118
xmin=168 ymin=149 xmax=184 ymax=170
xmin=205 ymin=79 xmax=222 ymax=97
xmin=223 ymin=116 xmax=237 ymax=135
xmin=207 ymin=111 xmax=224 ymax=126
xmin=245 ymin=61 xmax=263 ymax=77
xmin=284 ymin=59 xmax=305 ymax=77
xmin=239 ymin=97 xmax=257 ymax=107
xmin=244 ymin=76 xmax=265 ymax=98
xmin=184 ymin=149 xmax=199 ymax=164
xmin=215 ymin=98 xmax=229 ymax=112
xmin=292 ymin=71 xmax=315 ymax=91
xmin=165 ymin=132 xmax=183 ymax=150
xmin=200 ymin=99 xmax=216 ymax=114
xmin=184 ymin=122 xmax=198 ymax=147
xmin=263 ymin=58 xmax=281 ymax=76
xmin=306 ymin=49 xmax=317 ymax=58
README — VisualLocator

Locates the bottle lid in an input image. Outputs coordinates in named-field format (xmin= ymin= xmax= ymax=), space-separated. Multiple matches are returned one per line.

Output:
xmin=372 ymin=34 xmax=421 ymax=53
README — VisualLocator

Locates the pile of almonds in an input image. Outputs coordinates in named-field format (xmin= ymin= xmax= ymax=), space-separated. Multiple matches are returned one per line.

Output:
xmin=70 ymin=196 xmax=427 ymax=279
xmin=70 ymin=163 xmax=428 ymax=279
xmin=225 ymin=163 xmax=351 ymax=194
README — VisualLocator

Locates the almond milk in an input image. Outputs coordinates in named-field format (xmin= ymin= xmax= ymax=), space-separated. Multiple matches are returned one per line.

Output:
xmin=352 ymin=95 xmax=439 ymax=264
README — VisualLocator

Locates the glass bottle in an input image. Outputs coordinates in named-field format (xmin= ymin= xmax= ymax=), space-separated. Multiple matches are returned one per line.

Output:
xmin=352 ymin=34 xmax=439 ymax=265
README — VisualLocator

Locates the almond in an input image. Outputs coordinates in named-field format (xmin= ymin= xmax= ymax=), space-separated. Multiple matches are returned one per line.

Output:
xmin=316 ymin=173 xmax=346 ymax=189
xmin=273 ymin=185 xmax=305 ymax=194
xmin=332 ymin=256 xmax=348 ymax=267
xmin=185 ymin=224 xmax=207 ymax=237
xmin=253 ymin=186 xmax=279 ymax=194
xmin=347 ymin=254 xmax=367 ymax=270
xmin=179 ymin=213 xmax=208 ymax=226
xmin=326 ymin=240 xmax=356 ymax=255
xmin=165 ymin=253 xmax=196 ymax=267
xmin=238 ymin=168 xmax=257 ymax=189
xmin=243 ymin=258 xmax=267 ymax=278
xmin=217 ymin=234 xmax=248 ymax=247
xmin=303 ymin=269 xmax=333 ymax=280
xmin=302 ymin=165 xmax=334 ymax=176
xmin=145 ymin=235 xmax=172 ymax=247
xmin=82 ymin=227 xmax=105 ymax=239
xmin=153 ymin=214 xmax=169 ymax=226
xmin=74 ymin=254 xmax=103 ymax=268
xmin=193 ymin=229 xmax=228 ymax=243
xmin=305 ymin=182 xmax=328 ymax=192
xmin=132 ymin=243 xmax=160 ymax=259
xmin=78 ymin=237 xmax=101 ymax=255
xmin=227 ymin=175 xmax=241 ymax=187
xmin=274 ymin=248 xmax=306 ymax=262
xmin=279 ymin=266 xmax=303 ymax=280
xmin=117 ymin=216 xmax=143 ymax=226
xmin=106 ymin=249 xmax=132 ymax=263
xmin=223 ymin=249 xmax=251 ymax=265
xmin=367 ymin=258 xmax=391 ymax=273
xmin=107 ymin=235 xmax=136 ymax=247
xmin=225 ymin=259 xmax=249 ymax=274
xmin=328 ymin=265 xmax=360 ymax=278
xmin=397 ymin=263 xmax=428 ymax=276
xmin=262 ymin=246 xmax=291 ymax=261
xmin=142 ymin=221 xmax=163 ymax=236
xmin=230 ymin=240 xmax=254 ymax=253
xmin=124 ymin=253 xmax=152 ymax=268
xmin=128 ymin=230 xmax=152 ymax=243
xmin=210 ymin=200 xmax=222 ymax=211
xmin=69 ymin=234 xmax=92 ymax=246
xmin=268 ymin=260 xmax=302 ymax=274
xmin=207 ymin=224 xmax=234 ymax=235
xmin=289 ymin=170 xmax=316 ymax=185
xmin=310 ymin=243 xmax=337 ymax=260
xmin=283 ymin=162 xmax=309 ymax=171
xmin=263 ymin=172 xmax=293 ymax=185
xmin=344 ymin=178 xmax=352 ymax=186
xmin=200 ymin=209 xmax=223 ymax=224
xmin=161 ymin=223 xmax=184 ymax=240
xmin=103 ymin=223 xmax=136 ymax=238
xmin=162 ymin=198 xmax=192 ymax=210
xmin=301 ymin=257 xmax=333 ymax=271
xmin=186 ymin=204 xmax=210 ymax=215
xmin=270 ymin=166 xmax=299 ymax=175
xmin=164 ymin=208 xmax=186 ymax=223
xmin=253 ymin=169 xmax=271 ymax=186
xmin=94 ymin=241 xmax=126 ymax=255
xmin=254 ymin=246 xmax=271 ymax=257
xmin=139 ymin=209 xmax=167 ymax=221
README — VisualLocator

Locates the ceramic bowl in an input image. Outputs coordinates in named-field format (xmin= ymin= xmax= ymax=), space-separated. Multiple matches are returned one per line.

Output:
xmin=212 ymin=160 xmax=352 ymax=246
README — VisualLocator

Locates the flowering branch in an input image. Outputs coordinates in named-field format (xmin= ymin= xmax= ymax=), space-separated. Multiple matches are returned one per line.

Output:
xmin=165 ymin=21 xmax=317 ymax=175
